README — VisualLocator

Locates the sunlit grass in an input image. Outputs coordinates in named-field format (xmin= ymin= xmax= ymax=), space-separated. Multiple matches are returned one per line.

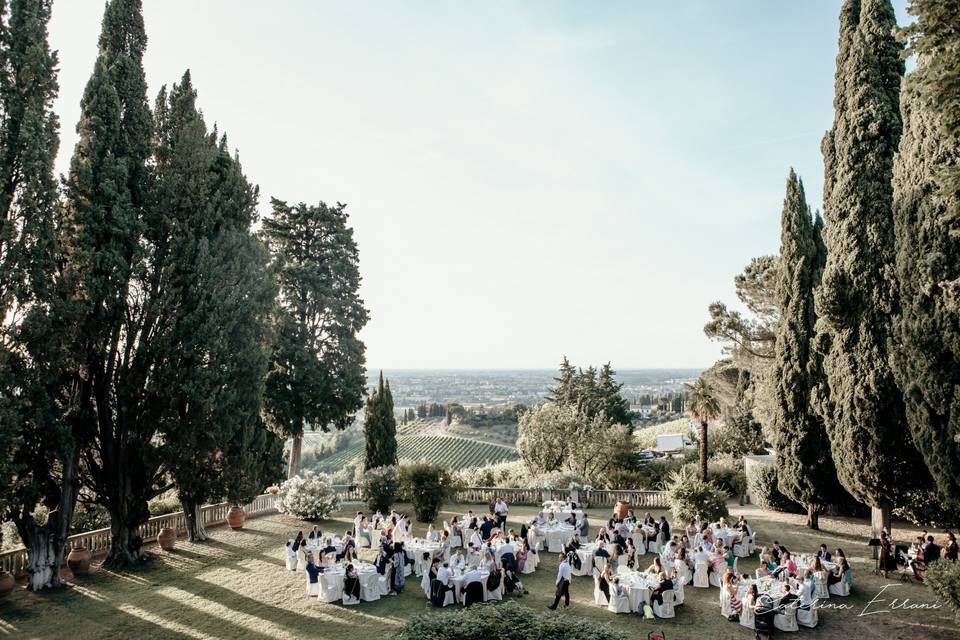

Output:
xmin=0 ymin=503 xmax=956 ymax=639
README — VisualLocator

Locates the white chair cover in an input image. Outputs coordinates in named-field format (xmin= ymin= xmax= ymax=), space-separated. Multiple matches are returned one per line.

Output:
xmin=673 ymin=578 xmax=685 ymax=606
xmin=719 ymin=589 xmax=733 ymax=617
xmin=813 ymin=572 xmax=829 ymax=599
xmin=318 ymin=573 xmax=342 ymax=603
xmin=828 ymin=580 xmax=850 ymax=596
xmin=693 ymin=561 xmax=709 ymax=588
xmin=486 ymin=574 xmax=503 ymax=601
xmin=774 ymin=607 xmax=799 ymax=632
xmin=420 ymin=572 xmax=431 ymax=596
xmin=739 ymin=598 xmax=755 ymax=628
xmin=342 ymin=590 xmax=360 ymax=606
xmin=594 ymin=556 xmax=607 ymax=576
xmin=285 ymin=552 xmax=297 ymax=571
xmin=306 ymin=574 xmax=320 ymax=597
xmin=797 ymin=606 xmax=818 ymax=628
xmin=378 ymin=567 xmax=392 ymax=596
xmin=593 ymin=575 xmax=608 ymax=606
xmin=521 ymin=552 xmax=538 ymax=574
xmin=653 ymin=590 xmax=675 ymax=618
xmin=733 ymin=537 xmax=752 ymax=557
xmin=709 ymin=571 xmax=722 ymax=588
xmin=361 ymin=576 xmax=381 ymax=602
xmin=607 ymin=589 xmax=632 ymax=614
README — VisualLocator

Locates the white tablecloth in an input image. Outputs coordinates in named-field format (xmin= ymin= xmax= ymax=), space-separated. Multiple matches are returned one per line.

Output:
xmin=535 ymin=524 xmax=576 ymax=553
xmin=449 ymin=570 xmax=492 ymax=604
xmin=323 ymin=563 xmax=380 ymax=601
xmin=615 ymin=568 xmax=661 ymax=611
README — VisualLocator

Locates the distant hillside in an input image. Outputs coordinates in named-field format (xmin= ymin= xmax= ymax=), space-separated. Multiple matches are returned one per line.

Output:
xmin=311 ymin=433 xmax=518 ymax=474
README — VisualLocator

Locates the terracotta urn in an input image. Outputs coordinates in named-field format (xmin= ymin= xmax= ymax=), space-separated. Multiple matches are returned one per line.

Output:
xmin=66 ymin=547 xmax=91 ymax=576
xmin=226 ymin=506 xmax=246 ymax=530
xmin=613 ymin=500 xmax=631 ymax=520
xmin=0 ymin=571 xmax=14 ymax=599
xmin=157 ymin=527 xmax=176 ymax=551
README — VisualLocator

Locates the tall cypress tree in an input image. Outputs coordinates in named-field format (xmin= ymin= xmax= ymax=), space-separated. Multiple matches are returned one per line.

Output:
xmin=772 ymin=170 xmax=842 ymax=530
xmin=364 ymin=372 xmax=397 ymax=470
xmin=0 ymin=0 xmax=77 ymax=590
xmin=262 ymin=199 xmax=368 ymax=478
xmin=892 ymin=59 xmax=960 ymax=511
xmin=814 ymin=0 xmax=929 ymax=537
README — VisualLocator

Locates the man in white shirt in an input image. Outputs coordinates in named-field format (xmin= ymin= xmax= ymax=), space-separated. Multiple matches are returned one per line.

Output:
xmin=661 ymin=541 xmax=678 ymax=565
xmin=450 ymin=549 xmax=466 ymax=570
xmin=798 ymin=570 xmax=816 ymax=610
xmin=548 ymin=553 xmax=572 ymax=610
xmin=494 ymin=497 xmax=509 ymax=532
xmin=694 ymin=546 xmax=710 ymax=565
xmin=469 ymin=529 xmax=484 ymax=551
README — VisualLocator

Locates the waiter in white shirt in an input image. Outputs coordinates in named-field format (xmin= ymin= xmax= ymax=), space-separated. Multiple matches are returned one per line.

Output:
xmin=548 ymin=553 xmax=572 ymax=610
xmin=494 ymin=497 xmax=509 ymax=532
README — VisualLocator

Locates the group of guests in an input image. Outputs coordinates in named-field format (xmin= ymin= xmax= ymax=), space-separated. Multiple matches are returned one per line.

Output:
xmin=879 ymin=528 xmax=959 ymax=581
xmin=720 ymin=570 xmax=816 ymax=624
xmin=286 ymin=525 xmax=361 ymax=569
xmin=755 ymin=542 xmax=852 ymax=589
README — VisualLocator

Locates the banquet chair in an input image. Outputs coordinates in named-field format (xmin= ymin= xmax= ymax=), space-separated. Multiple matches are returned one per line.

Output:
xmin=607 ymin=589 xmax=632 ymax=614
xmin=774 ymin=606 xmax=799 ymax=632
xmin=653 ymin=590 xmax=675 ymax=618
xmin=571 ymin=554 xmax=591 ymax=577
xmin=285 ymin=550 xmax=298 ymax=572
xmin=305 ymin=573 xmax=320 ymax=597
xmin=378 ymin=567 xmax=393 ymax=596
xmin=342 ymin=589 xmax=360 ymax=606
xmin=693 ymin=561 xmax=709 ymax=588
xmin=739 ymin=599 xmax=755 ymax=628
xmin=592 ymin=573 xmax=608 ymax=606
xmin=296 ymin=546 xmax=307 ymax=571
xmin=797 ymin=606 xmax=818 ymax=628
xmin=709 ymin=570 xmax=723 ymax=588
xmin=719 ymin=589 xmax=734 ymax=618
xmin=733 ymin=537 xmax=753 ymax=557
xmin=487 ymin=573 xmax=503 ymax=601
xmin=648 ymin=533 xmax=664 ymax=554
xmin=673 ymin=577 xmax=685 ymax=605
xmin=521 ymin=550 xmax=538 ymax=574
xmin=420 ymin=572 xmax=432 ymax=596
xmin=594 ymin=556 xmax=607 ymax=576
xmin=462 ymin=581 xmax=485 ymax=607
xmin=318 ymin=573 xmax=342 ymax=604
xmin=361 ymin=576 xmax=381 ymax=603
xmin=828 ymin=580 xmax=850 ymax=596
xmin=813 ymin=571 xmax=830 ymax=599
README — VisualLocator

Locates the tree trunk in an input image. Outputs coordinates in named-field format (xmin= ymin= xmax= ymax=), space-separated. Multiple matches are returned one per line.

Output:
xmin=104 ymin=494 xmax=147 ymax=568
xmin=287 ymin=434 xmax=302 ymax=479
xmin=806 ymin=504 xmax=820 ymax=530
xmin=183 ymin=499 xmax=208 ymax=542
xmin=870 ymin=504 xmax=891 ymax=559
xmin=698 ymin=420 xmax=708 ymax=481
xmin=18 ymin=450 xmax=79 ymax=590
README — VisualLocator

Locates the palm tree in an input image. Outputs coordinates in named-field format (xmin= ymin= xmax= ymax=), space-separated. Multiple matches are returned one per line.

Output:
xmin=685 ymin=377 xmax=721 ymax=481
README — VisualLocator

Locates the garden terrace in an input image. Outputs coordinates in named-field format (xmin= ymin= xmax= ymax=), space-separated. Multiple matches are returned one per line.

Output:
xmin=0 ymin=502 xmax=957 ymax=640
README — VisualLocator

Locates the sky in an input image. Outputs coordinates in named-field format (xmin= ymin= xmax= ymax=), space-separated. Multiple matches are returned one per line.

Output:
xmin=46 ymin=1 xmax=911 ymax=370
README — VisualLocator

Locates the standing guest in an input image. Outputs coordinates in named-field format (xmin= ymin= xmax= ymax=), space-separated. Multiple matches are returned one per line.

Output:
xmin=390 ymin=552 xmax=406 ymax=595
xmin=357 ymin=516 xmax=372 ymax=547
xmin=624 ymin=538 xmax=637 ymax=570
xmin=293 ymin=530 xmax=305 ymax=551
xmin=686 ymin=518 xmax=699 ymax=538
xmin=817 ymin=544 xmax=832 ymax=562
xmin=494 ymin=497 xmax=510 ymax=532
xmin=659 ymin=516 xmax=671 ymax=541
xmin=879 ymin=530 xmax=898 ymax=578
xmin=286 ymin=540 xmax=298 ymax=571
xmin=548 ymin=553 xmax=572 ymax=610
xmin=373 ymin=546 xmax=390 ymax=575
xmin=480 ymin=516 xmax=496 ymax=541
xmin=798 ymin=569 xmax=816 ymax=610
xmin=353 ymin=511 xmax=364 ymax=537
xmin=945 ymin=532 xmax=959 ymax=561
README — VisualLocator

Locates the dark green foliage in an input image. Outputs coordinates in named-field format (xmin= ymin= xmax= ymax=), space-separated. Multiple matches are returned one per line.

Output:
xmin=692 ymin=461 xmax=746 ymax=499
xmin=398 ymin=600 xmax=624 ymax=640
xmin=704 ymin=255 xmax=779 ymax=364
xmin=772 ymin=170 xmax=843 ymax=527
xmin=892 ymin=489 xmax=960 ymax=529
xmin=924 ymin=559 xmax=960 ymax=623
xmin=262 ymin=198 xmax=368 ymax=477
xmin=662 ymin=466 xmax=729 ymax=524
xmin=360 ymin=465 xmax=399 ymax=513
xmin=748 ymin=464 xmax=802 ymax=514
xmin=814 ymin=0 xmax=930 ymax=513
xmin=547 ymin=358 xmax=631 ymax=428
xmin=224 ymin=417 xmax=285 ymax=507
xmin=364 ymin=372 xmax=398 ymax=470
xmin=892 ymin=57 xmax=960 ymax=512
xmin=399 ymin=462 xmax=458 ymax=522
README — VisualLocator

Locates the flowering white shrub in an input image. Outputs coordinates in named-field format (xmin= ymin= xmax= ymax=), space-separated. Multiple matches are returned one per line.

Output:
xmin=275 ymin=470 xmax=340 ymax=520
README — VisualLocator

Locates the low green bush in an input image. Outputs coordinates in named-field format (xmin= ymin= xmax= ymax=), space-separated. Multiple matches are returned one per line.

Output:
xmin=360 ymin=465 xmax=400 ymax=513
xmin=399 ymin=462 xmax=458 ymax=522
xmin=148 ymin=490 xmax=182 ymax=516
xmin=699 ymin=458 xmax=747 ymax=498
xmin=397 ymin=600 xmax=624 ymax=640
xmin=663 ymin=466 xmax=729 ymax=524
xmin=925 ymin=560 xmax=960 ymax=623
xmin=893 ymin=489 xmax=960 ymax=528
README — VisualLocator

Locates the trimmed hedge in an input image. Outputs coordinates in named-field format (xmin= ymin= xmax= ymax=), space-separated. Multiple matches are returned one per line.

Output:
xmin=398 ymin=600 xmax=624 ymax=640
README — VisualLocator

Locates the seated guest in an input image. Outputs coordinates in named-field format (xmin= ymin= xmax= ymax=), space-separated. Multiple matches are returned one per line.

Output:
xmin=770 ymin=541 xmax=787 ymax=564
xmin=567 ymin=495 xmax=578 ymax=511
xmin=650 ymin=571 xmax=674 ymax=606
xmin=828 ymin=556 xmax=850 ymax=585
xmin=432 ymin=561 xmax=452 ymax=606
xmin=468 ymin=528 xmax=484 ymax=550
xmin=773 ymin=551 xmax=797 ymax=579
xmin=502 ymin=558 xmax=526 ymax=595
xmin=798 ymin=569 xmax=816 ymax=610
xmin=321 ymin=537 xmax=337 ymax=556
xmin=373 ymin=546 xmax=390 ymax=574
xmin=700 ymin=525 xmax=713 ymax=547
xmin=710 ymin=547 xmax=727 ymax=575
xmin=693 ymin=545 xmax=710 ymax=567
xmin=307 ymin=526 xmax=322 ymax=541
xmin=343 ymin=564 xmax=362 ymax=600
xmin=686 ymin=518 xmax=699 ymax=538
xmin=646 ymin=556 xmax=664 ymax=575
xmin=680 ymin=535 xmax=692 ymax=551
xmin=480 ymin=516 xmax=496 ymax=541
xmin=305 ymin=551 xmax=323 ymax=586
xmin=500 ymin=538 xmax=517 ymax=570
xmin=425 ymin=524 xmax=439 ymax=543
xmin=342 ymin=531 xmax=356 ymax=550
xmin=776 ymin=583 xmax=798 ymax=611
xmin=661 ymin=540 xmax=678 ymax=565
xmin=338 ymin=544 xmax=357 ymax=563
xmin=566 ymin=533 xmax=583 ymax=553
xmin=610 ymin=575 xmax=626 ymax=601
xmin=624 ymin=508 xmax=636 ymax=525
xmin=643 ymin=512 xmax=656 ymax=526
xmin=611 ymin=530 xmax=627 ymax=554
xmin=594 ymin=541 xmax=611 ymax=559
xmin=450 ymin=548 xmax=466 ymax=570
xmin=564 ymin=511 xmax=577 ymax=527
xmin=371 ymin=510 xmax=384 ymax=528
xmin=817 ymin=544 xmax=832 ymax=562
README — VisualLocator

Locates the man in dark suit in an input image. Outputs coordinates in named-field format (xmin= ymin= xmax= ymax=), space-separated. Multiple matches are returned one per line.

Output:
xmin=659 ymin=516 xmax=671 ymax=540
xmin=650 ymin=571 xmax=674 ymax=606
xmin=479 ymin=516 xmax=496 ymax=541
xmin=817 ymin=544 xmax=832 ymax=562
xmin=923 ymin=535 xmax=942 ymax=563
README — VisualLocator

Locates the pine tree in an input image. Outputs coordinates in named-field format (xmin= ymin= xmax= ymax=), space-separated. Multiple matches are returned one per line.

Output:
xmin=771 ymin=170 xmax=843 ymax=530
xmin=0 ymin=0 xmax=74 ymax=590
xmin=262 ymin=199 xmax=368 ymax=478
xmin=814 ymin=0 xmax=930 ymax=539
xmin=892 ymin=58 xmax=960 ymax=510
xmin=364 ymin=372 xmax=397 ymax=470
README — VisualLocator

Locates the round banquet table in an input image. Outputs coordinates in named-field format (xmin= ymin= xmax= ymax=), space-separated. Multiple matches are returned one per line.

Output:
xmin=322 ymin=562 xmax=380 ymax=601
xmin=535 ymin=524 xmax=576 ymax=553
xmin=449 ymin=569 xmax=492 ymax=604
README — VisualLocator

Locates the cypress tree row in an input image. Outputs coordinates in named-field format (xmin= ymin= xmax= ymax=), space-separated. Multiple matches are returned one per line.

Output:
xmin=364 ymin=372 xmax=398 ymax=470
xmin=892 ymin=59 xmax=960 ymax=511
xmin=771 ymin=170 xmax=841 ymax=530
xmin=814 ymin=0 xmax=929 ymax=537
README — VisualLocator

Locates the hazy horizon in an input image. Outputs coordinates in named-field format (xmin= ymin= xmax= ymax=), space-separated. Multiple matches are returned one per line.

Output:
xmin=46 ymin=1 xmax=910 ymax=370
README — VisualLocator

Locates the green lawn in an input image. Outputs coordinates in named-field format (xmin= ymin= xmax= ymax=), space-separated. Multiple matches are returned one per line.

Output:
xmin=1 ymin=502 xmax=958 ymax=639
